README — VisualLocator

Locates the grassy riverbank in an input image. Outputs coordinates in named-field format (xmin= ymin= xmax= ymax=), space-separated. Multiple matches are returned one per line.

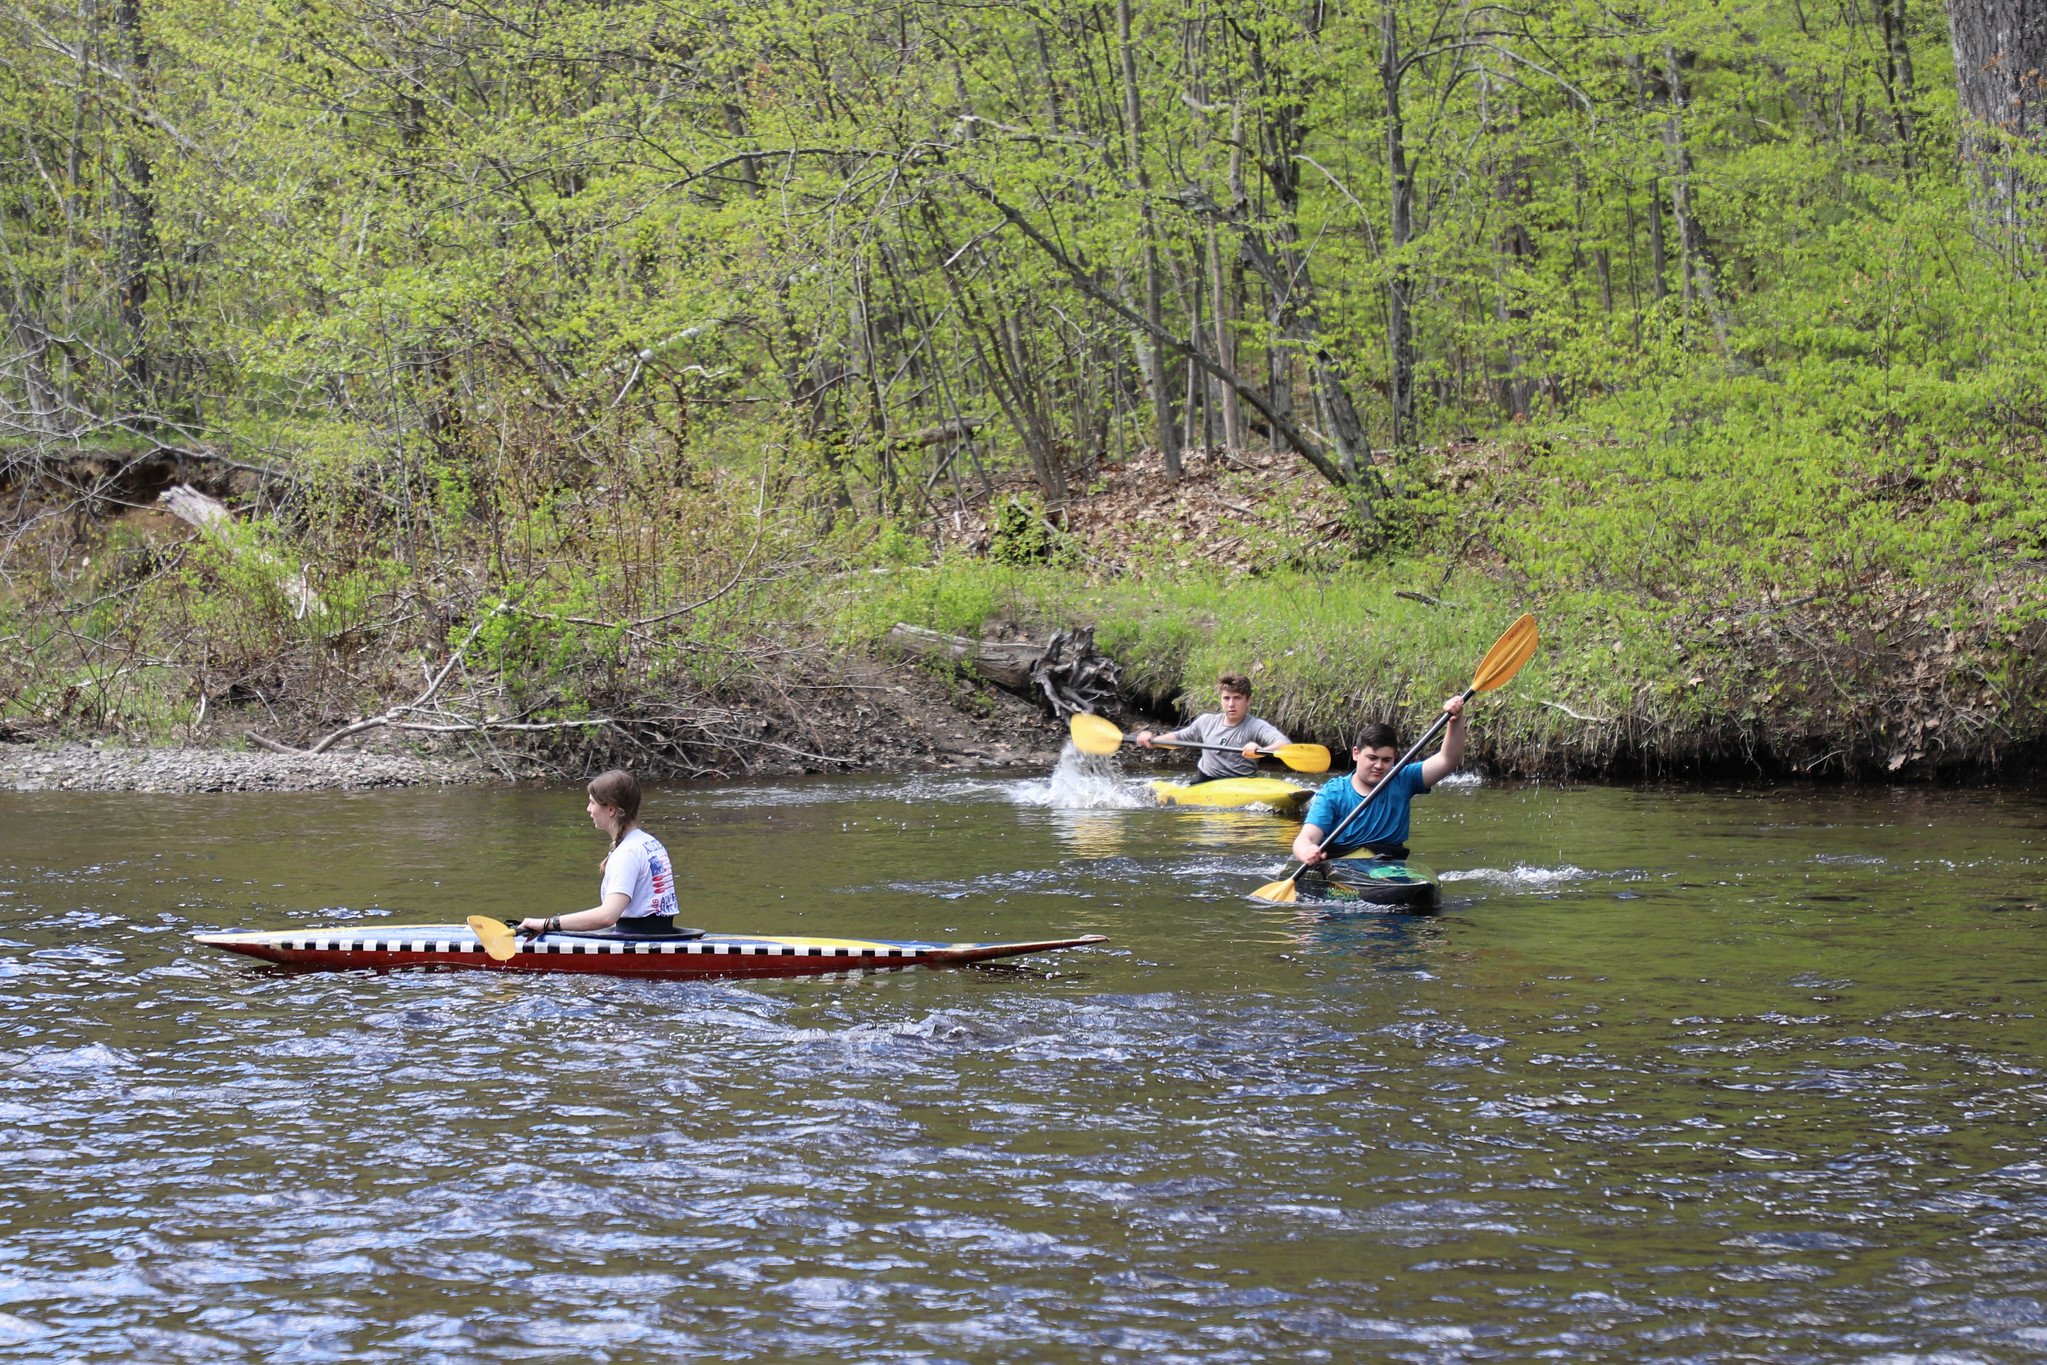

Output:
xmin=7 ymin=160 xmax=2046 ymax=780
xmin=851 ymin=551 xmax=2040 ymax=780
xmin=7 ymin=333 xmax=2046 ymax=783
xmin=6 ymin=348 xmax=2044 ymax=782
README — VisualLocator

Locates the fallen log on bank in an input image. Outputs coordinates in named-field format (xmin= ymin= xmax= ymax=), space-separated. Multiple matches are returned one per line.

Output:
xmin=885 ymin=623 xmax=1121 ymax=718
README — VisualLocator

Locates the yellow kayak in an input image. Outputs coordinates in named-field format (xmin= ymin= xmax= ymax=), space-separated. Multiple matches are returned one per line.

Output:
xmin=1148 ymin=778 xmax=1313 ymax=813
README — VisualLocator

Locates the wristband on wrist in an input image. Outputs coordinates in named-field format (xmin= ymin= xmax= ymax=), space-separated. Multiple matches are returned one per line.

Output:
xmin=546 ymin=916 xmax=561 ymax=933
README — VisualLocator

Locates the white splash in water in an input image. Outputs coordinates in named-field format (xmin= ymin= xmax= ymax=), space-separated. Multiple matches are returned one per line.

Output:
xmin=1439 ymin=863 xmax=1595 ymax=889
xmin=1009 ymin=742 xmax=1150 ymax=810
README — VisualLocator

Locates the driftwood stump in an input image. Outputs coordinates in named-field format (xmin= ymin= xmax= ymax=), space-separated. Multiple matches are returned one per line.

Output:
xmin=886 ymin=623 xmax=1121 ymax=718
xmin=159 ymin=482 xmax=322 ymax=617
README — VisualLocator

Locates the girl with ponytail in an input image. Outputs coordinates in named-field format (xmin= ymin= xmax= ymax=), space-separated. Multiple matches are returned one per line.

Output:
xmin=518 ymin=769 xmax=682 ymax=937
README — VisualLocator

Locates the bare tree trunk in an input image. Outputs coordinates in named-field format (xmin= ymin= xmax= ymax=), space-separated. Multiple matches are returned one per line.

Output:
xmin=919 ymin=201 xmax=1071 ymax=506
xmin=1486 ymin=81 xmax=1534 ymax=420
xmin=1628 ymin=56 xmax=1671 ymax=304
xmin=112 ymin=0 xmax=155 ymax=401
xmin=1661 ymin=46 xmax=1730 ymax=348
xmin=56 ymin=0 xmax=95 ymax=415
xmin=1381 ymin=2 xmax=1417 ymax=447
xmin=1580 ymin=173 xmax=1616 ymax=315
xmin=1219 ymin=99 xmax=1286 ymax=455
xmin=1001 ymin=309 xmax=1070 ymax=506
xmin=1209 ymin=100 xmax=1247 ymax=459
xmin=1234 ymin=229 xmax=1381 ymax=491
xmin=1882 ymin=0 xmax=1918 ymax=171
xmin=1947 ymin=0 xmax=2047 ymax=269
xmin=1033 ymin=29 xmax=1067 ymax=129
xmin=6 ymin=310 xmax=64 ymax=433
xmin=1179 ymin=249 xmax=1204 ymax=454
xmin=1208 ymin=223 xmax=1243 ymax=458
xmin=1265 ymin=344 xmax=1292 ymax=454
xmin=1210 ymin=16 xmax=1385 ymax=496
xmin=956 ymin=176 xmax=1350 ymax=487
xmin=724 ymin=102 xmax=852 ymax=510
xmin=1117 ymin=0 xmax=1181 ymax=478
xmin=1646 ymin=178 xmax=1669 ymax=303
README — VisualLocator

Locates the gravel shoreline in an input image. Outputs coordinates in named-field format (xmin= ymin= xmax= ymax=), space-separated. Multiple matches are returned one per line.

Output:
xmin=0 ymin=672 xmax=1103 ymax=794
xmin=0 ymin=742 xmax=492 ymax=793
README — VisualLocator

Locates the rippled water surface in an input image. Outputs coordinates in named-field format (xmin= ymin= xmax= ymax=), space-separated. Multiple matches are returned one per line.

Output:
xmin=1 ymin=767 xmax=2044 ymax=1362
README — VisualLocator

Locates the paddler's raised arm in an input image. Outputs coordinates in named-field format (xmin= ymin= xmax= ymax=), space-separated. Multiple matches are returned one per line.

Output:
xmin=1418 ymin=695 xmax=1467 ymax=787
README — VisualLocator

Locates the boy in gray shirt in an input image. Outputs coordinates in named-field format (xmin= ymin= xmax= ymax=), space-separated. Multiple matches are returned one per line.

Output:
xmin=1135 ymin=673 xmax=1292 ymax=783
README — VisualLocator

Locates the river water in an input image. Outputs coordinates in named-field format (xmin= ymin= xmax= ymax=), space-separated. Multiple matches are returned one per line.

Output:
xmin=0 ymin=758 xmax=2043 ymax=1362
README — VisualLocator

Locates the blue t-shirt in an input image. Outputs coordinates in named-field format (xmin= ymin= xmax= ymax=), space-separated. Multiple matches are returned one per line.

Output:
xmin=1302 ymin=762 xmax=1431 ymax=855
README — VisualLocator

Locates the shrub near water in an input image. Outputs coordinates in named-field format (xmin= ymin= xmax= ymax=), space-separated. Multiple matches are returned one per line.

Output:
xmin=1457 ymin=222 xmax=2047 ymax=773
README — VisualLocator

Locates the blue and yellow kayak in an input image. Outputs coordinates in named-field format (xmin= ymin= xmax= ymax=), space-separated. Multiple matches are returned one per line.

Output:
xmin=1294 ymin=856 xmax=1439 ymax=909
xmin=195 ymin=925 xmax=1109 ymax=979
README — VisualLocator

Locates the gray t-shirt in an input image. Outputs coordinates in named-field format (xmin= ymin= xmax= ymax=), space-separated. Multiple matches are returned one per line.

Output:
xmin=1164 ymin=713 xmax=1290 ymax=778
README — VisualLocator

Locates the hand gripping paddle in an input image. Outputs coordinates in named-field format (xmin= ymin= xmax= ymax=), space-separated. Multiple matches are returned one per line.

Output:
xmin=467 ymin=915 xmax=529 ymax=962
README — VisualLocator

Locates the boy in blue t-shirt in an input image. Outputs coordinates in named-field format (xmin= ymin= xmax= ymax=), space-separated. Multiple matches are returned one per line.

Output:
xmin=1293 ymin=695 xmax=1467 ymax=864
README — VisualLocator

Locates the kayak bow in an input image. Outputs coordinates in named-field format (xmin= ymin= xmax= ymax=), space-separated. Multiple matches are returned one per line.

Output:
xmin=194 ymin=924 xmax=1110 ymax=979
xmin=1148 ymin=778 xmax=1313 ymax=812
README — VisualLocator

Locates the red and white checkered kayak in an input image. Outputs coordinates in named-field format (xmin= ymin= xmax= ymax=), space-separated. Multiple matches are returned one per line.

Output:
xmin=193 ymin=924 xmax=1109 ymax=979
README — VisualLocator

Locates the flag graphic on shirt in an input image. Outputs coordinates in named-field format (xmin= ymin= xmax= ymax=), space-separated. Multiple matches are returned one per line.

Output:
xmin=648 ymin=852 xmax=678 ymax=916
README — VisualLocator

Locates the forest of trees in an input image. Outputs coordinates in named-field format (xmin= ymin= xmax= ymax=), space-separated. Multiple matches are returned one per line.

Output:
xmin=6 ymin=0 xmax=2041 ymax=505
xmin=2 ymin=0 xmax=2044 ymax=773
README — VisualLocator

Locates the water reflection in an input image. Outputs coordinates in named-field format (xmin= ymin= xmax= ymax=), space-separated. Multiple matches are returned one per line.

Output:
xmin=1049 ymin=809 xmax=1130 ymax=859
xmin=1288 ymin=904 xmax=1453 ymax=973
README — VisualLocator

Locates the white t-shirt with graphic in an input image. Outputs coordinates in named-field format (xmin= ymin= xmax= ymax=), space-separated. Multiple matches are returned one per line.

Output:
xmin=601 ymin=828 xmax=680 ymax=922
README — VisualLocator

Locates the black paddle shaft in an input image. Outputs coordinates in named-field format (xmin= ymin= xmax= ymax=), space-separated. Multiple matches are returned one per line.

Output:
xmin=1309 ymin=688 xmax=1471 ymax=858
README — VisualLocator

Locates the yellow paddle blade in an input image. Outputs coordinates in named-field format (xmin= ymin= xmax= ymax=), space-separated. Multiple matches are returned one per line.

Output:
xmin=1068 ymin=712 xmax=1125 ymax=756
xmin=1273 ymin=743 xmax=1332 ymax=773
xmin=467 ymin=915 xmax=519 ymax=962
xmin=1471 ymin=613 xmax=1539 ymax=693
xmin=1250 ymin=872 xmax=1301 ymax=904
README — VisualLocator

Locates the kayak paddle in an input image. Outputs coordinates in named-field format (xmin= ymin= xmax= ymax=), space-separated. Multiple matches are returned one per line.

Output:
xmin=1250 ymin=612 xmax=1539 ymax=904
xmin=467 ymin=915 xmax=526 ymax=962
xmin=1067 ymin=713 xmax=1332 ymax=774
